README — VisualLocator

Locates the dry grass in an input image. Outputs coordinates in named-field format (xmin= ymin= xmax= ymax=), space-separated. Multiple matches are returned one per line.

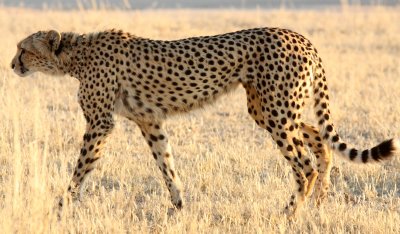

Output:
xmin=0 ymin=7 xmax=400 ymax=233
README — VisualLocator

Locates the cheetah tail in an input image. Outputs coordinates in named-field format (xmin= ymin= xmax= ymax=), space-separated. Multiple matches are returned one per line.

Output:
xmin=312 ymin=65 xmax=399 ymax=163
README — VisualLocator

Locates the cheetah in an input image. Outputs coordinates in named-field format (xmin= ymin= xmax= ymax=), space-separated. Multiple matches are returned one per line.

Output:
xmin=11 ymin=28 xmax=399 ymax=216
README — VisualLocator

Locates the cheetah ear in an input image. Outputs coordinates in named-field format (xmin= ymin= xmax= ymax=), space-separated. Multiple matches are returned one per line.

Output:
xmin=46 ymin=30 xmax=61 ymax=53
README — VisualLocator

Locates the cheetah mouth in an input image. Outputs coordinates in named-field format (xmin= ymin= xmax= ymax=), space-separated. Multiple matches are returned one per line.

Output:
xmin=14 ymin=66 xmax=31 ymax=77
xmin=16 ymin=49 xmax=30 ymax=76
xmin=20 ymin=66 xmax=29 ymax=74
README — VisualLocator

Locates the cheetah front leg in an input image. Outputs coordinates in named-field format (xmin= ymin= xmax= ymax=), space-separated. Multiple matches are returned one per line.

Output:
xmin=59 ymin=112 xmax=115 ymax=212
xmin=56 ymin=78 xmax=118 ymax=217
xmin=137 ymin=121 xmax=184 ymax=209
xmin=67 ymin=120 xmax=114 ymax=200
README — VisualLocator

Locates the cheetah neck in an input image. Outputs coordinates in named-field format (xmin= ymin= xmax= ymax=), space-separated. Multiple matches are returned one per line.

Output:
xmin=54 ymin=32 xmax=81 ymax=77
xmin=56 ymin=32 xmax=97 ymax=78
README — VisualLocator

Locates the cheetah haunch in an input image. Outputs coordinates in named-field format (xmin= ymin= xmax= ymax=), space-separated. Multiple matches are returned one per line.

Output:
xmin=11 ymin=28 xmax=399 ymax=216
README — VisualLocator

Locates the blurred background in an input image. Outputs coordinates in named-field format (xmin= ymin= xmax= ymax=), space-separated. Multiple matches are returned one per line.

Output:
xmin=1 ymin=0 xmax=400 ymax=10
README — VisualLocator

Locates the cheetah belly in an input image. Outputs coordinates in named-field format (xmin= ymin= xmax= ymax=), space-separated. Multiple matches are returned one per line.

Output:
xmin=114 ymin=90 xmax=165 ymax=122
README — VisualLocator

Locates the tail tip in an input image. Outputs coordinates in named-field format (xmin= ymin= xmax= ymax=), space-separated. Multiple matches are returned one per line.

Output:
xmin=370 ymin=138 xmax=399 ymax=162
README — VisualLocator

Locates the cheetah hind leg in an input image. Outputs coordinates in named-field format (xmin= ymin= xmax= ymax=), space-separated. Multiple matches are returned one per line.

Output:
xmin=243 ymin=83 xmax=318 ymax=216
xmin=305 ymin=170 xmax=318 ymax=198
xmin=301 ymin=122 xmax=333 ymax=205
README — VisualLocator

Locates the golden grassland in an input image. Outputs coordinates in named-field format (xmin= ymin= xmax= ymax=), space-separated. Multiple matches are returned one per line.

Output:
xmin=0 ymin=7 xmax=399 ymax=233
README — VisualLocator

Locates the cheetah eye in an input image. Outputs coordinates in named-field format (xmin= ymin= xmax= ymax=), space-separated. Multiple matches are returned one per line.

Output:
xmin=20 ymin=48 xmax=33 ymax=57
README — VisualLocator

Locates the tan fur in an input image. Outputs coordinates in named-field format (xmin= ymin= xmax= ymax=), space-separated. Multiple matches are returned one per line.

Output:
xmin=11 ymin=28 xmax=397 ymax=217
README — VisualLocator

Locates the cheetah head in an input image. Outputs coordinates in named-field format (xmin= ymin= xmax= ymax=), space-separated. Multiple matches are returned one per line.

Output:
xmin=11 ymin=30 xmax=64 ymax=77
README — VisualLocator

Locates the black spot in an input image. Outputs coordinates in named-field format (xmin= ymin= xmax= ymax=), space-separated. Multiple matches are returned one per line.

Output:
xmin=149 ymin=134 xmax=158 ymax=142
xmin=84 ymin=133 xmax=91 ymax=142
xmin=268 ymin=120 xmax=276 ymax=128
xmin=338 ymin=143 xmax=346 ymax=151
xmin=361 ymin=150 xmax=369 ymax=163
xmin=326 ymin=125 xmax=333 ymax=132
xmin=332 ymin=135 xmax=339 ymax=142
xmin=292 ymin=137 xmax=300 ymax=146
xmin=349 ymin=149 xmax=358 ymax=160
xmin=371 ymin=146 xmax=379 ymax=160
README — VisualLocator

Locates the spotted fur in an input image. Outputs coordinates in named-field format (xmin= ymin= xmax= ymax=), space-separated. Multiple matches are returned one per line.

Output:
xmin=11 ymin=28 xmax=399 ymax=216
